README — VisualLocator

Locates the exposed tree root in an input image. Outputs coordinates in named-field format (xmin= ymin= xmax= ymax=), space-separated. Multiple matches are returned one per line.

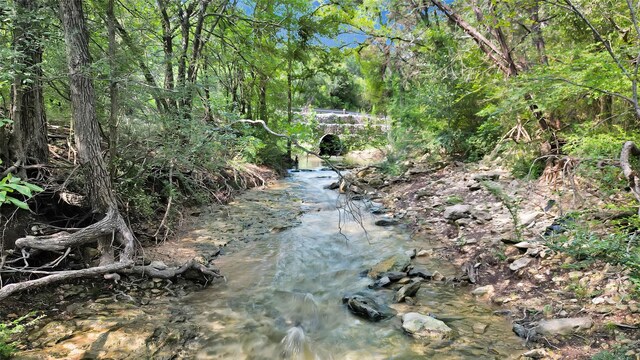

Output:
xmin=621 ymin=141 xmax=640 ymax=214
xmin=126 ymin=259 xmax=223 ymax=282
xmin=0 ymin=261 xmax=131 ymax=301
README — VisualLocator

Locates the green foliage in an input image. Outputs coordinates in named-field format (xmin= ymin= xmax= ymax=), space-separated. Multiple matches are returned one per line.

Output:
xmin=445 ymin=195 xmax=464 ymax=205
xmin=547 ymin=218 xmax=640 ymax=290
xmin=0 ymin=174 xmax=43 ymax=210
xmin=0 ymin=312 xmax=43 ymax=358
xmin=0 ymin=119 xmax=43 ymax=211
xmin=481 ymin=180 xmax=522 ymax=241
xmin=510 ymin=153 xmax=544 ymax=180
xmin=592 ymin=345 xmax=632 ymax=360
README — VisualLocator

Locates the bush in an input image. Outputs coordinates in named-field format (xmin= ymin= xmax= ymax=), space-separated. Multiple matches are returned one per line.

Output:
xmin=0 ymin=313 xmax=43 ymax=358
xmin=546 ymin=218 xmax=640 ymax=291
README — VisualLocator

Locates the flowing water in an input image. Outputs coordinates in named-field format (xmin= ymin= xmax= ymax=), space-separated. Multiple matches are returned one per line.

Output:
xmin=18 ymin=163 xmax=527 ymax=359
xmin=183 ymin=166 xmax=526 ymax=359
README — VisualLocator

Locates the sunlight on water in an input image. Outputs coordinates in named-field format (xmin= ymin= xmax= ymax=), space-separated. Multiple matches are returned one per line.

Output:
xmin=186 ymin=168 xmax=526 ymax=359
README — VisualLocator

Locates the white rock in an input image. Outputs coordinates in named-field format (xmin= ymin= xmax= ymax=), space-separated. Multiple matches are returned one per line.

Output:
xmin=535 ymin=317 xmax=593 ymax=336
xmin=149 ymin=261 xmax=168 ymax=270
xmin=401 ymin=312 xmax=452 ymax=339
xmin=519 ymin=212 xmax=543 ymax=227
xmin=509 ymin=257 xmax=532 ymax=271
xmin=417 ymin=249 xmax=431 ymax=257
xmin=471 ymin=285 xmax=494 ymax=296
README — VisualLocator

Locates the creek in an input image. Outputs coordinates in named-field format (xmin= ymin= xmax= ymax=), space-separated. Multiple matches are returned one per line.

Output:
xmin=19 ymin=163 xmax=526 ymax=359
xmin=182 ymin=165 xmax=526 ymax=359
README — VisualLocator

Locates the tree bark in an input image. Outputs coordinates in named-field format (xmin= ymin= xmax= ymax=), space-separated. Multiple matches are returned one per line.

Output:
xmin=620 ymin=141 xmax=640 ymax=215
xmin=531 ymin=2 xmax=549 ymax=66
xmin=106 ymin=0 xmax=118 ymax=180
xmin=158 ymin=0 xmax=176 ymax=112
xmin=11 ymin=0 xmax=48 ymax=171
xmin=60 ymin=0 xmax=130 ymax=267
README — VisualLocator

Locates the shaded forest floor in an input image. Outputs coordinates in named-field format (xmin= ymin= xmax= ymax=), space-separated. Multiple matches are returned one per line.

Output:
xmin=349 ymin=158 xmax=640 ymax=359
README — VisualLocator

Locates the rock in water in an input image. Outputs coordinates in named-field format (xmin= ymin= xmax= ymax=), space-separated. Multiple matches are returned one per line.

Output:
xmin=401 ymin=313 xmax=452 ymax=340
xmin=379 ymin=271 xmax=407 ymax=281
xmin=367 ymin=254 xmax=411 ymax=278
xmin=394 ymin=281 xmax=421 ymax=302
xmin=408 ymin=268 xmax=433 ymax=280
xmin=534 ymin=317 xmax=593 ymax=336
xmin=368 ymin=276 xmax=391 ymax=289
xmin=443 ymin=205 xmax=472 ymax=221
xmin=323 ymin=182 xmax=339 ymax=190
xmin=375 ymin=218 xmax=399 ymax=226
xmin=342 ymin=294 xmax=396 ymax=321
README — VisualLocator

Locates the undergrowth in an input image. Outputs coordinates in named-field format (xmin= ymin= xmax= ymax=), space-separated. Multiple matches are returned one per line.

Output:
xmin=546 ymin=216 xmax=640 ymax=292
xmin=0 ymin=312 xmax=43 ymax=358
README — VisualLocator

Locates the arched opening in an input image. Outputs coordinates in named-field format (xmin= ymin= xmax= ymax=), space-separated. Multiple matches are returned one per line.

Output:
xmin=319 ymin=134 xmax=344 ymax=156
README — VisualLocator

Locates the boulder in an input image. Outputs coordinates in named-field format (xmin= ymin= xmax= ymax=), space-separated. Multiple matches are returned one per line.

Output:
xmin=472 ymin=172 xmax=501 ymax=182
xmin=443 ymin=205 xmax=472 ymax=221
xmin=416 ymin=249 xmax=431 ymax=257
xmin=368 ymin=276 xmax=391 ymax=289
xmin=408 ymin=268 xmax=433 ymax=280
xmin=379 ymin=271 xmax=407 ymax=281
xmin=534 ymin=317 xmax=593 ymax=336
xmin=401 ymin=312 xmax=453 ymax=340
xmin=368 ymin=254 xmax=411 ymax=278
xmin=471 ymin=285 xmax=494 ymax=296
xmin=323 ymin=182 xmax=339 ymax=190
xmin=519 ymin=212 xmax=543 ymax=227
xmin=374 ymin=218 xmax=399 ymax=226
xmin=342 ymin=294 xmax=396 ymax=321
xmin=509 ymin=257 xmax=532 ymax=271
xmin=394 ymin=281 xmax=421 ymax=303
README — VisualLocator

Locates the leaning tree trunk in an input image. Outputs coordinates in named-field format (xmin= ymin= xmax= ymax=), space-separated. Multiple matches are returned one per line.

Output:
xmin=621 ymin=141 xmax=640 ymax=215
xmin=11 ymin=0 xmax=48 ymax=172
xmin=0 ymin=0 xmax=135 ymax=301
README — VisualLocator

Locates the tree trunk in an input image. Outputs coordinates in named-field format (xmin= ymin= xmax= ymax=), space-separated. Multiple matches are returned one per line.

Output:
xmin=621 ymin=141 xmax=640 ymax=215
xmin=157 ymin=0 xmax=177 ymax=111
xmin=59 ymin=0 xmax=133 ymax=265
xmin=106 ymin=0 xmax=118 ymax=180
xmin=258 ymin=75 xmax=268 ymax=123
xmin=531 ymin=2 xmax=549 ymax=66
xmin=11 ymin=0 xmax=48 ymax=171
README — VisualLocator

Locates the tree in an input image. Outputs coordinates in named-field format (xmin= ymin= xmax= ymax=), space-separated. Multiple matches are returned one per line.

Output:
xmin=10 ymin=0 xmax=48 ymax=172
xmin=0 ymin=0 xmax=135 ymax=300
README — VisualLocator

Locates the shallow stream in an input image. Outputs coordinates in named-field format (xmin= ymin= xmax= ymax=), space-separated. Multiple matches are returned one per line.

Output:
xmin=19 ymin=164 xmax=526 ymax=359
xmin=182 ymin=167 xmax=526 ymax=359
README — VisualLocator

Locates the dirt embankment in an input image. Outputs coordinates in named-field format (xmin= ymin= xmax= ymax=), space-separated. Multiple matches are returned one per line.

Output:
xmin=347 ymin=160 xmax=639 ymax=359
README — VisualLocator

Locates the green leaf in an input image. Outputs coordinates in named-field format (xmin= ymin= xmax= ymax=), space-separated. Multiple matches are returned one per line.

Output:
xmin=7 ymin=197 xmax=29 ymax=210
xmin=4 ymin=184 xmax=32 ymax=197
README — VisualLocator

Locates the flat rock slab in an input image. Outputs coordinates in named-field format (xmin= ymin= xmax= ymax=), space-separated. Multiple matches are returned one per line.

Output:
xmin=408 ymin=268 xmax=433 ymax=279
xmin=535 ymin=317 xmax=593 ymax=336
xmin=402 ymin=312 xmax=452 ymax=340
xmin=379 ymin=271 xmax=407 ymax=281
xmin=509 ymin=257 xmax=532 ymax=271
xmin=443 ymin=205 xmax=472 ymax=221
xmin=368 ymin=254 xmax=411 ymax=278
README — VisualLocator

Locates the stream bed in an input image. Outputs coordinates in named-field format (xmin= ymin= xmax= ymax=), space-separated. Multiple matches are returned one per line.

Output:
xmin=19 ymin=166 xmax=526 ymax=359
